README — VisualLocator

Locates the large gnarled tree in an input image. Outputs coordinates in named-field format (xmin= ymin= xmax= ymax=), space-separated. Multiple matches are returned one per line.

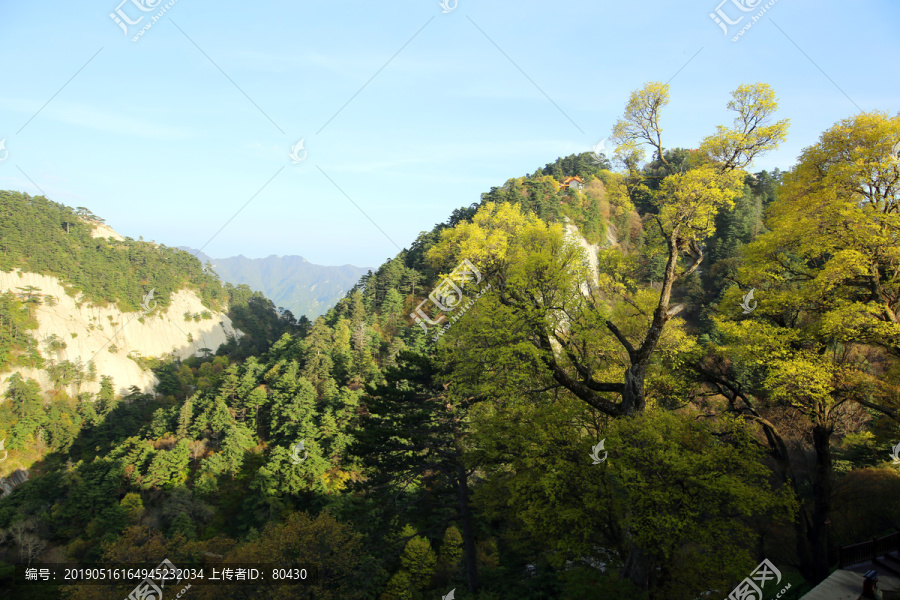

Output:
xmin=711 ymin=110 xmax=900 ymax=583
xmin=426 ymin=82 xmax=789 ymax=590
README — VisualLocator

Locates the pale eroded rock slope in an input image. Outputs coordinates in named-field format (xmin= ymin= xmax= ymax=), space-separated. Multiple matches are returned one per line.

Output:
xmin=0 ymin=269 xmax=242 ymax=396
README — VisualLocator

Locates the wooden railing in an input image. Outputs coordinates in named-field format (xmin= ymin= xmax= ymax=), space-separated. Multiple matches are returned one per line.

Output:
xmin=839 ymin=531 xmax=900 ymax=568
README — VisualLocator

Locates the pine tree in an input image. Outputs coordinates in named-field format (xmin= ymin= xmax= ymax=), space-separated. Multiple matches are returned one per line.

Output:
xmin=2 ymin=373 xmax=45 ymax=448
xmin=168 ymin=512 xmax=197 ymax=540
xmin=381 ymin=525 xmax=438 ymax=600
xmin=435 ymin=525 xmax=463 ymax=587
xmin=142 ymin=439 xmax=191 ymax=489
xmin=176 ymin=397 xmax=193 ymax=439
xmin=353 ymin=351 xmax=480 ymax=593
xmin=97 ymin=375 xmax=117 ymax=417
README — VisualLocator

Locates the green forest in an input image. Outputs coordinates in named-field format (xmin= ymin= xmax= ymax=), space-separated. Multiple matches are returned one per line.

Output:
xmin=1 ymin=82 xmax=899 ymax=600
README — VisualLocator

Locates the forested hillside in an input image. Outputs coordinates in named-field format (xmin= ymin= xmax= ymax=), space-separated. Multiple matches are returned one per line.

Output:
xmin=0 ymin=192 xmax=303 ymax=376
xmin=1 ymin=83 xmax=899 ymax=600
xmin=0 ymin=193 xmax=226 ymax=314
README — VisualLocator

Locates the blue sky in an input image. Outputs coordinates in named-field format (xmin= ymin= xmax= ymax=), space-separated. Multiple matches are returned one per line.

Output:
xmin=1 ymin=0 xmax=897 ymax=267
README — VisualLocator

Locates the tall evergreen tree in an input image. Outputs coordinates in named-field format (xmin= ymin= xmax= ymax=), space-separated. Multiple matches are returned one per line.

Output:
xmin=352 ymin=351 xmax=480 ymax=593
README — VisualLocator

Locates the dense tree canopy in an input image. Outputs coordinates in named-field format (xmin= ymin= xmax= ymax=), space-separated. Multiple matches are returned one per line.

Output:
xmin=2 ymin=88 xmax=899 ymax=600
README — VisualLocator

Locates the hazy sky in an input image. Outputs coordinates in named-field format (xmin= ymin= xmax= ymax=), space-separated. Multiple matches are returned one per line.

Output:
xmin=1 ymin=1 xmax=897 ymax=267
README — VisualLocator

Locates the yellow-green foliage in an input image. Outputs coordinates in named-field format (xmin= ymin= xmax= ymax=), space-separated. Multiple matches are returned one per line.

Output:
xmin=468 ymin=394 xmax=796 ymax=599
xmin=381 ymin=525 xmax=438 ymax=600
xmin=718 ymin=110 xmax=900 ymax=433
xmin=699 ymin=83 xmax=790 ymax=169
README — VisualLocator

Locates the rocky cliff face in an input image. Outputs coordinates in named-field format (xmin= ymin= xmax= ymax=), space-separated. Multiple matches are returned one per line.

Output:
xmin=0 ymin=269 xmax=243 ymax=397
xmin=0 ymin=468 xmax=29 ymax=498
xmin=88 ymin=220 xmax=125 ymax=242
xmin=563 ymin=218 xmax=618 ymax=295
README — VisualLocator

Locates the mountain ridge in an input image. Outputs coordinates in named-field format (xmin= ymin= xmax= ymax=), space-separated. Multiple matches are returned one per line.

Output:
xmin=179 ymin=247 xmax=372 ymax=319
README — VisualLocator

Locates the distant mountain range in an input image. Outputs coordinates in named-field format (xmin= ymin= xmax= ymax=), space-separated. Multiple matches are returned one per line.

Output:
xmin=179 ymin=248 xmax=371 ymax=319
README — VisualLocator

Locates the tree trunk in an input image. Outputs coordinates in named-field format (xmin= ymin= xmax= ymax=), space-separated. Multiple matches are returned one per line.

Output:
xmin=795 ymin=508 xmax=814 ymax=582
xmin=755 ymin=415 xmax=815 ymax=583
xmin=456 ymin=460 xmax=479 ymax=593
xmin=621 ymin=536 xmax=652 ymax=592
xmin=808 ymin=424 xmax=833 ymax=583
xmin=614 ymin=230 xmax=684 ymax=416
xmin=622 ymin=363 xmax=647 ymax=415
xmin=792 ymin=424 xmax=834 ymax=583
